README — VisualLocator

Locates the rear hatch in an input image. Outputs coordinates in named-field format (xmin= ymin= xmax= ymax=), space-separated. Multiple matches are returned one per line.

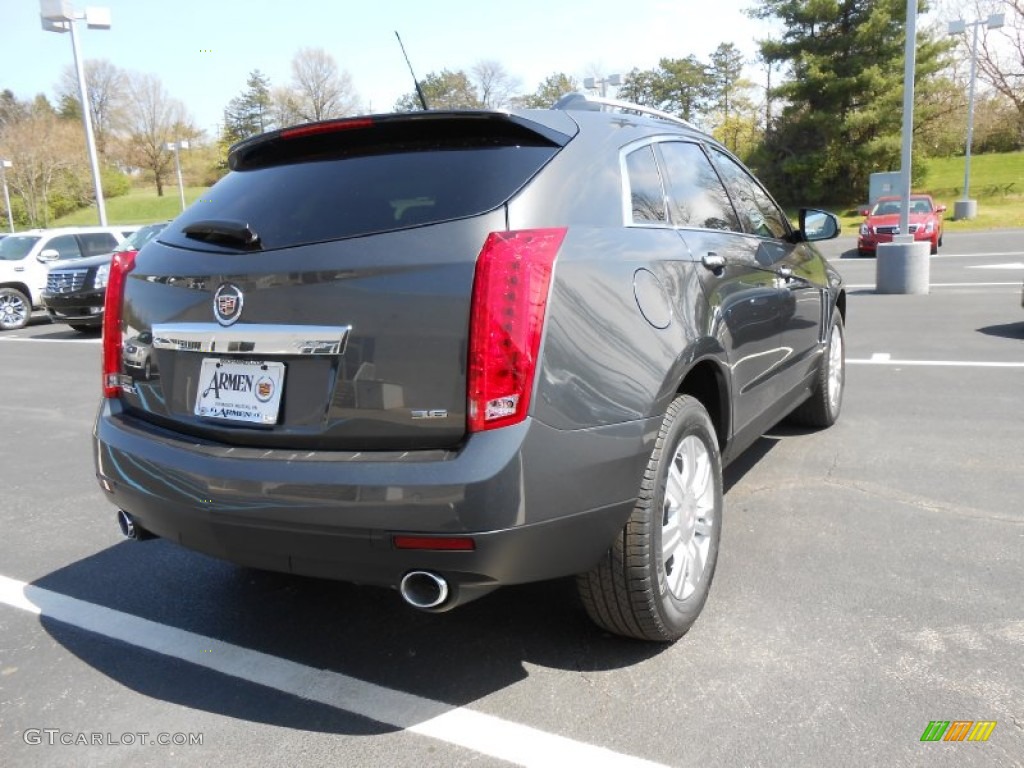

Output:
xmin=114 ymin=111 xmax=576 ymax=450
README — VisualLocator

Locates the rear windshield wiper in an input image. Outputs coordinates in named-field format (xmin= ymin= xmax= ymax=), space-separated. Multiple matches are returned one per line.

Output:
xmin=182 ymin=220 xmax=262 ymax=250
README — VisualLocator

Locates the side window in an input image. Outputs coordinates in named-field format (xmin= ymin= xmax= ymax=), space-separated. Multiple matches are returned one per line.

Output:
xmin=46 ymin=234 xmax=83 ymax=260
xmin=657 ymin=141 xmax=741 ymax=232
xmin=625 ymin=145 xmax=667 ymax=224
xmin=711 ymin=149 xmax=790 ymax=240
xmin=78 ymin=233 xmax=119 ymax=257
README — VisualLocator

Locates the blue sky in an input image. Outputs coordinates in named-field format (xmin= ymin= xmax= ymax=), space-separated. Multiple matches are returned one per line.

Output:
xmin=2 ymin=0 xmax=776 ymax=136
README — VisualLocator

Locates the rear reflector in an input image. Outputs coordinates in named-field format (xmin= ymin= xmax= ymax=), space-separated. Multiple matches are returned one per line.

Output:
xmin=393 ymin=536 xmax=475 ymax=551
xmin=102 ymin=249 xmax=137 ymax=398
xmin=280 ymin=118 xmax=374 ymax=139
xmin=467 ymin=228 xmax=566 ymax=432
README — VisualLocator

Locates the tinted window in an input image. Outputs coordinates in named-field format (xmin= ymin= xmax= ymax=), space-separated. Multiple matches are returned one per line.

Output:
xmin=78 ymin=233 xmax=119 ymax=257
xmin=0 ymin=235 xmax=39 ymax=261
xmin=47 ymin=234 xmax=83 ymax=260
xmin=711 ymin=149 xmax=790 ymax=240
xmin=658 ymin=142 xmax=741 ymax=232
xmin=162 ymin=145 xmax=558 ymax=251
xmin=625 ymin=145 xmax=667 ymax=224
xmin=118 ymin=223 xmax=166 ymax=252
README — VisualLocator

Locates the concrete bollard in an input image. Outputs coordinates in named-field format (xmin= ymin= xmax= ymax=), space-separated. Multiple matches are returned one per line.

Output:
xmin=953 ymin=200 xmax=978 ymax=220
xmin=876 ymin=241 xmax=931 ymax=294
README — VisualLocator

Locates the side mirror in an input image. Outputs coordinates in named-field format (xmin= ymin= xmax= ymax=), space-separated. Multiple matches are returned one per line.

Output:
xmin=936 ymin=205 xmax=947 ymax=214
xmin=37 ymin=248 xmax=60 ymax=263
xmin=799 ymin=209 xmax=840 ymax=242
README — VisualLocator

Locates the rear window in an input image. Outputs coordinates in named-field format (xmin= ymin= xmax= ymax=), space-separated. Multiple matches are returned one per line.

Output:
xmin=162 ymin=120 xmax=562 ymax=251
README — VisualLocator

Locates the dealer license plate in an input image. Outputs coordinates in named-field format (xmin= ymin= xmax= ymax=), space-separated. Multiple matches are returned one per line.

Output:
xmin=194 ymin=358 xmax=285 ymax=425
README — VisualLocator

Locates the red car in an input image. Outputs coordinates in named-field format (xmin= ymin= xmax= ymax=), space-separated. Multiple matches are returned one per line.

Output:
xmin=857 ymin=194 xmax=946 ymax=256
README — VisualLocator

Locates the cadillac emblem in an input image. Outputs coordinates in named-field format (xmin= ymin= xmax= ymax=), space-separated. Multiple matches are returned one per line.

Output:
xmin=213 ymin=283 xmax=244 ymax=326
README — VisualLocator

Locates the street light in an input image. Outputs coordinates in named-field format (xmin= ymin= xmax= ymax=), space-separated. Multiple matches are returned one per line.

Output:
xmin=1 ymin=160 xmax=14 ymax=233
xmin=948 ymin=12 xmax=1005 ymax=220
xmin=39 ymin=1 xmax=111 ymax=226
xmin=584 ymin=74 xmax=622 ymax=97
xmin=165 ymin=140 xmax=190 ymax=212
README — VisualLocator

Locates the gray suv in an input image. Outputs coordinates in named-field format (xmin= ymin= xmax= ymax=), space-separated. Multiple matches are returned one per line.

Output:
xmin=93 ymin=95 xmax=845 ymax=642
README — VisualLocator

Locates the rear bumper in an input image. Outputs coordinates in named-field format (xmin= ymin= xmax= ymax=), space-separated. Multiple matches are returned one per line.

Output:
xmin=858 ymin=230 xmax=936 ymax=252
xmin=94 ymin=400 xmax=656 ymax=592
xmin=41 ymin=289 xmax=105 ymax=325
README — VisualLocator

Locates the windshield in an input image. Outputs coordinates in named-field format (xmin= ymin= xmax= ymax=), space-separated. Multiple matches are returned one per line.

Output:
xmin=871 ymin=198 xmax=932 ymax=216
xmin=0 ymin=235 xmax=40 ymax=261
xmin=115 ymin=223 xmax=167 ymax=252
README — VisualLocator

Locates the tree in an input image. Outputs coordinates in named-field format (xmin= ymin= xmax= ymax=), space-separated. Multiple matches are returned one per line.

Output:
xmin=123 ymin=72 xmax=196 ymax=196
xmin=394 ymin=69 xmax=482 ymax=111
xmin=968 ymin=0 xmax=1024 ymax=146
xmin=471 ymin=60 xmax=521 ymax=108
xmin=223 ymin=69 xmax=271 ymax=145
xmin=619 ymin=57 xmax=710 ymax=124
xmin=510 ymin=73 xmax=579 ymax=108
xmin=268 ymin=86 xmax=304 ymax=130
xmin=0 ymin=89 xmax=28 ymax=131
xmin=748 ymin=0 xmax=953 ymax=203
xmin=0 ymin=104 xmax=88 ymax=226
xmin=290 ymin=47 xmax=360 ymax=122
xmin=706 ymin=43 xmax=759 ymax=153
xmin=55 ymin=59 xmax=127 ymax=158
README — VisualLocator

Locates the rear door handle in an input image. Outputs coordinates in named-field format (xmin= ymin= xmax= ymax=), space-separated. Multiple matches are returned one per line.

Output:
xmin=702 ymin=253 xmax=726 ymax=272
xmin=777 ymin=266 xmax=794 ymax=281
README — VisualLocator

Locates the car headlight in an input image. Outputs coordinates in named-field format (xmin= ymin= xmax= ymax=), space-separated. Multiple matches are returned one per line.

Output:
xmin=924 ymin=221 xmax=934 ymax=233
xmin=859 ymin=223 xmax=869 ymax=236
xmin=94 ymin=263 xmax=110 ymax=289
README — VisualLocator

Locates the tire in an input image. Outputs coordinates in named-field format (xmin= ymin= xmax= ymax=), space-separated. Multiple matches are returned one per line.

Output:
xmin=577 ymin=395 xmax=723 ymax=642
xmin=930 ymin=240 xmax=938 ymax=256
xmin=789 ymin=311 xmax=845 ymax=428
xmin=0 ymin=287 xmax=31 ymax=331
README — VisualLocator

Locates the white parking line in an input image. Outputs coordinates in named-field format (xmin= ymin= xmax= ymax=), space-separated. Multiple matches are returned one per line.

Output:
xmin=846 ymin=282 xmax=1019 ymax=289
xmin=0 ymin=336 xmax=100 ymax=343
xmin=967 ymin=262 xmax=1024 ymax=270
xmin=0 ymin=575 xmax=665 ymax=768
xmin=849 ymin=358 xmax=1024 ymax=368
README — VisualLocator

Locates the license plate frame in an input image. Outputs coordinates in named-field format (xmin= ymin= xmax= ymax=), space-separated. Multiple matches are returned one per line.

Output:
xmin=194 ymin=358 xmax=285 ymax=425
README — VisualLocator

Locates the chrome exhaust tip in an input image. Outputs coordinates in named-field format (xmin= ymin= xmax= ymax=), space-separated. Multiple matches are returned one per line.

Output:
xmin=399 ymin=571 xmax=450 ymax=610
xmin=116 ymin=510 xmax=153 ymax=541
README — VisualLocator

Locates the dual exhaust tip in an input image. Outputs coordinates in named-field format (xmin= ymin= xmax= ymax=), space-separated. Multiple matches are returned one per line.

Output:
xmin=116 ymin=511 xmax=453 ymax=611
xmin=116 ymin=510 xmax=154 ymax=541
xmin=399 ymin=570 xmax=450 ymax=610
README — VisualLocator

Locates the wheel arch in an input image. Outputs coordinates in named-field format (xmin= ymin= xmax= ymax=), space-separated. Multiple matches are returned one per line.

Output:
xmin=0 ymin=280 xmax=34 ymax=300
xmin=674 ymin=358 xmax=730 ymax=455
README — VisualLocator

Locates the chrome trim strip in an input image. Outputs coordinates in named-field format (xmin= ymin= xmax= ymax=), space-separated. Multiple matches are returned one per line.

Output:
xmin=151 ymin=323 xmax=351 ymax=355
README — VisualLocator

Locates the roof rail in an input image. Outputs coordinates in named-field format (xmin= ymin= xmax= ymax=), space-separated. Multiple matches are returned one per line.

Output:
xmin=551 ymin=92 xmax=697 ymax=131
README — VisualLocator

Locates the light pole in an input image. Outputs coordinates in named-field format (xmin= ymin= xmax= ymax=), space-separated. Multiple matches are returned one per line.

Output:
xmin=1 ymin=160 xmax=13 ymax=233
xmin=165 ymin=140 xmax=190 ymax=212
xmin=948 ymin=12 xmax=1005 ymax=220
xmin=39 ymin=1 xmax=111 ymax=226
xmin=584 ymin=74 xmax=622 ymax=98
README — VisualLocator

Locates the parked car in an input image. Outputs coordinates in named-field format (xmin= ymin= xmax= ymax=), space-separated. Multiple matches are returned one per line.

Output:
xmin=0 ymin=226 xmax=136 ymax=331
xmin=857 ymin=194 xmax=946 ymax=256
xmin=93 ymin=95 xmax=846 ymax=642
xmin=43 ymin=222 xmax=168 ymax=333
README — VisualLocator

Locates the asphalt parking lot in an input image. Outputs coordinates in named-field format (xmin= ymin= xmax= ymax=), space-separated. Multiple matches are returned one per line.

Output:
xmin=1 ymin=229 xmax=1021 ymax=767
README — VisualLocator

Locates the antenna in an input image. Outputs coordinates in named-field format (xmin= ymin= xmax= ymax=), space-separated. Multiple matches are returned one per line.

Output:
xmin=394 ymin=31 xmax=429 ymax=111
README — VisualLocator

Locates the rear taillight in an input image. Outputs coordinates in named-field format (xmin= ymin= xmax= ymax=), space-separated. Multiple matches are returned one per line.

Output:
xmin=467 ymin=228 xmax=566 ymax=433
xmin=102 ymin=249 xmax=137 ymax=398
xmin=280 ymin=118 xmax=374 ymax=139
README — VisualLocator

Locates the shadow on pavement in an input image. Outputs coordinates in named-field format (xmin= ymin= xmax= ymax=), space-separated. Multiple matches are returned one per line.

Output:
xmin=977 ymin=322 xmax=1024 ymax=340
xmin=33 ymin=540 xmax=664 ymax=736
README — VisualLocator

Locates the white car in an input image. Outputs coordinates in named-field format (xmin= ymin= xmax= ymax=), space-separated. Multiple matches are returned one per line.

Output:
xmin=0 ymin=226 xmax=136 ymax=331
